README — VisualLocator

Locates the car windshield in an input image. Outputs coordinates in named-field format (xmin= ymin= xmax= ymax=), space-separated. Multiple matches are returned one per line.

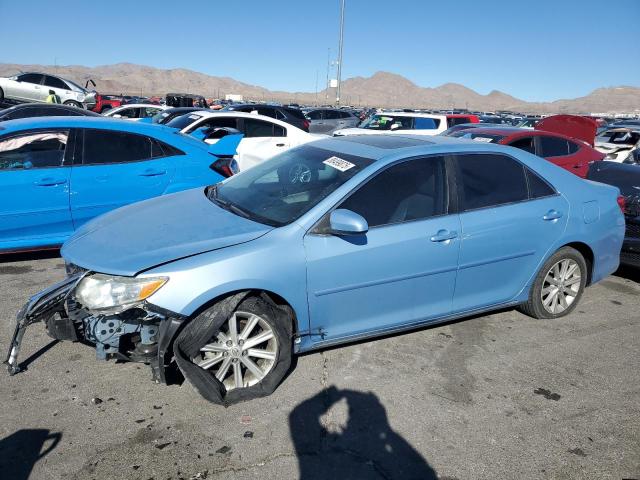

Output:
xmin=597 ymin=130 xmax=640 ymax=145
xmin=165 ymin=113 xmax=205 ymax=130
xmin=65 ymin=79 xmax=86 ymax=92
xmin=359 ymin=114 xmax=414 ymax=130
xmin=152 ymin=111 xmax=171 ymax=124
xmin=209 ymin=145 xmax=374 ymax=226
xmin=450 ymin=131 xmax=505 ymax=143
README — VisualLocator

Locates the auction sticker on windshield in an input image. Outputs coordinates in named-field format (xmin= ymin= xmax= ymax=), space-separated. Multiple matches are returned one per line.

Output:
xmin=323 ymin=156 xmax=355 ymax=172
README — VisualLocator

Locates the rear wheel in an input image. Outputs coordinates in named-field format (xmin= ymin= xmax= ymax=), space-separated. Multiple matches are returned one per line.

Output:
xmin=64 ymin=100 xmax=82 ymax=108
xmin=519 ymin=246 xmax=587 ymax=319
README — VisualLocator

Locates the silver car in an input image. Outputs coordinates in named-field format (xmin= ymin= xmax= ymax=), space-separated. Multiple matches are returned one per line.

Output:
xmin=0 ymin=72 xmax=96 ymax=109
xmin=304 ymin=108 xmax=359 ymax=134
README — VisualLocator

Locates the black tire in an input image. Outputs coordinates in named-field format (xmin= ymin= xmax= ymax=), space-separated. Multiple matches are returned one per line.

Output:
xmin=173 ymin=292 xmax=292 ymax=405
xmin=64 ymin=100 xmax=82 ymax=108
xmin=518 ymin=246 xmax=587 ymax=319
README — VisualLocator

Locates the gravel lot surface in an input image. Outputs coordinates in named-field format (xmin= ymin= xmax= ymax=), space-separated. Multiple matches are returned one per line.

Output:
xmin=1 ymin=251 xmax=638 ymax=480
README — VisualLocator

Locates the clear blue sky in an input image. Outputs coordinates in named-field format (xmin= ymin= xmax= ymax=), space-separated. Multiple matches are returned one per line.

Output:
xmin=1 ymin=0 xmax=638 ymax=101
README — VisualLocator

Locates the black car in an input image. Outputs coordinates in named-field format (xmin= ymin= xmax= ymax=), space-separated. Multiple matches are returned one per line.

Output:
xmin=224 ymin=103 xmax=309 ymax=132
xmin=587 ymin=161 xmax=640 ymax=268
xmin=0 ymin=103 xmax=102 ymax=122
xmin=151 ymin=107 xmax=209 ymax=125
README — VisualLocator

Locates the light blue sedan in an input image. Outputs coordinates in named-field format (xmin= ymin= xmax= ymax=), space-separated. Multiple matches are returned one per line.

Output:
xmin=0 ymin=117 xmax=239 ymax=253
xmin=6 ymin=135 xmax=625 ymax=405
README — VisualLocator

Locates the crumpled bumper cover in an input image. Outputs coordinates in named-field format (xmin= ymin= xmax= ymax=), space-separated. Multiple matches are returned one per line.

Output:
xmin=4 ymin=273 xmax=84 ymax=375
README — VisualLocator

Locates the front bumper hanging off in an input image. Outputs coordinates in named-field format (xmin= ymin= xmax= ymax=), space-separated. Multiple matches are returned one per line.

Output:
xmin=4 ymin=273 xmax=84 ymax=375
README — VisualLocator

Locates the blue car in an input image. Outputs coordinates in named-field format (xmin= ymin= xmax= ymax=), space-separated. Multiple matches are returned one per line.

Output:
xmin=6 ymin=135 xmax=624 ymax=405
xmin=0 ymin=117 xmax=239 ymax=252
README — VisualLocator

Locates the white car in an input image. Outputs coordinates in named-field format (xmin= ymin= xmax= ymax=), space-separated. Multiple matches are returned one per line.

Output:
xmin=595 ymin=128 xmax=640 ymax=162
xmin=166 ymin=111 xmax=323 ymax=171
xmin=333 ymin=112 xmax=452 ymax=136
xmin=103 ymin=104 xmax=169 ymax=121
xmin=0 ymin=72 xmax=97 ymax=109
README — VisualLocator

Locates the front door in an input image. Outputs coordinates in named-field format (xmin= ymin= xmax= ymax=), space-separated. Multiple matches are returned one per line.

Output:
xmin=305 ymin=155 xmax=460 ymax=342
xmin=15 ymin=73 xmax=46 ymax=102
xmin=452 ymin=153 xmax=569 ymax=312
xmin=70 ymin=129 xmax=172 ymax=228
xmin=0 ymin=129 xmax=73 ymax=250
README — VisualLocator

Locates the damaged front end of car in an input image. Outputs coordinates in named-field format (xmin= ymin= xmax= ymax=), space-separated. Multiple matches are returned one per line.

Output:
xmin=4 ymin=267 xmax=186 ymax=383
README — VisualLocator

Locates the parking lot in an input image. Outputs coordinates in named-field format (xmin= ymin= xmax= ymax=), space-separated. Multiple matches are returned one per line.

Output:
xmin=0 ymin=252 xmax=637 ymax=480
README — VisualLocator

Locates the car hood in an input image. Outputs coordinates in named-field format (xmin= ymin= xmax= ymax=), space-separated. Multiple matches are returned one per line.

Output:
xmin=535 ymin=115 xmax=597 ymax=146
xmin=61 ymin=188 xmax=273 ymax=277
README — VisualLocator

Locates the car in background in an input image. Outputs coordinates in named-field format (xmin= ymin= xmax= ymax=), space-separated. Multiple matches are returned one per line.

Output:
xmin=303 ymin=108 xmax=360 ymax=134
xmin=165 ymin=111 xmax=321 ymax=171
xmin=446 ymin=115 xmax=603 ymax=178
xmin=91 ymin=94 xmax=123 ymax=113
xmin=224 ymin=103 xmax=310 ymax=132
xmin=595 ymin=128 xmax=640 ymax=162
xmin=515 ymin=117 xmax=540 ymax=129
xmin=333 ymin=112 xmax=478 ymax=136
xmin=0 ymin=103 xmax=102 ymax=122
xmin=8 ymin=135 xmax=624 ymax=402
xmin=0 ymin=72 xmax=97 ymax=109
xmin=103 ymin=104 xmax=168 ymax=121
xmin=0 ymin=117 xmax=239 ymax=253
xmin=440 ymin=122 xmax=488 ymax=136
xmin=587 ymin=161 xmax=640 ymax=268
xmin=151 ymin=107 xmax=210 ymax=125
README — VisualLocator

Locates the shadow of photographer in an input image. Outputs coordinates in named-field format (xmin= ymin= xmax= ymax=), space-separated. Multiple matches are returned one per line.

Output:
xmin=289 ymin=386 xmax=437 ymax=480
xmin=0 ymin=429 xmax=62 ymax=480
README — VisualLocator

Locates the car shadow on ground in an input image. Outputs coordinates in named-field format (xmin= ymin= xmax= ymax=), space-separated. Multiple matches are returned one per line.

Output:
xmin=0 ymin=249 xmax=61 ymax=264
xmin=614 ymin=265 xmax=640 ymax=284
xmin=0 ymin=429 xmax=62 ymax=480
xmin=289 ymin=386 xmax=437 ymax=480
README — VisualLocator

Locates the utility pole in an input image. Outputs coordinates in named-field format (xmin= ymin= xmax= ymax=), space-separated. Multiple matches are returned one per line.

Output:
xmin=325 ymin=48 xmax=331 ymax=102
xmin=336 ymin=0 xmax=346 ymax=105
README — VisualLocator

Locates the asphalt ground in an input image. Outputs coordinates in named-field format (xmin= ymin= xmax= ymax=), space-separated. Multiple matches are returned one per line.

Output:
xmin=0 ymin=251 xmax=638 ymax=480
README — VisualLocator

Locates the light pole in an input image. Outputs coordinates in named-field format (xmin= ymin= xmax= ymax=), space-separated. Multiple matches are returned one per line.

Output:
xmin=336 ymin=0 xmax=345 ymax=105
xmin=325 ymin=48 xmax=331 ymax=102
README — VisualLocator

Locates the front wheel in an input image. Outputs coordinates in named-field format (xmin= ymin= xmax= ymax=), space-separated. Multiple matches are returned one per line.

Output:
xmin=173 ymin=293 xmax=292 ymax=405
xmin=64 ymin=100 xmax=82 ymax=108
xmin=519 ymin=246 xmax=587 ymax=319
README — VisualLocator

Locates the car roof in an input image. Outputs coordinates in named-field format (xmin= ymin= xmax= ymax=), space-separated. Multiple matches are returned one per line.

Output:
xmin=0 ymin=116 xmax=191 ymax=137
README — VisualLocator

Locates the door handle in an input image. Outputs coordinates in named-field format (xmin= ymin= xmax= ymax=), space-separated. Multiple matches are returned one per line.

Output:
xmin=139 ymin=169 xmax=166 ymax=177
xmin=573 ymin=164 xmax=583 ymax=169
xmin=34 ymin=177 xmax=67 ymax=186
xmin=276 ymin=143 xmax=285 ymax=147
xmin=430 ymin=229 xmax=458 ymax=242
xmin=543 ymin=209 xmax=563 ymax=221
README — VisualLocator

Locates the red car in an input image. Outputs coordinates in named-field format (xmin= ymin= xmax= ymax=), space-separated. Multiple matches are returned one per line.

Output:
xmin=448 ymin=115 xmax=603 ymax=178
xmin=91 ymin=94 xmax=123 ymax=113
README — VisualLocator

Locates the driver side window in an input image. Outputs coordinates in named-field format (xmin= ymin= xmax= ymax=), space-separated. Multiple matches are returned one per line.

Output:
xmin=0 ymin=131 xmax=69 ymax=170
xmin=339 ymin=157 xmax=447 ymax=228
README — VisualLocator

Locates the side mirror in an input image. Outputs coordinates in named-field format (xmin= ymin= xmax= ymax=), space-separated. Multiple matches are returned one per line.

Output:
xmin=329 ymin=209 xmax=368 ymax=236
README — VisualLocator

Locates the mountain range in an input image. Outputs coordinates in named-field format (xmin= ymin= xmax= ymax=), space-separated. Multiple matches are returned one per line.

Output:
xmin=1 ymin=62 xmax=639 ymax=114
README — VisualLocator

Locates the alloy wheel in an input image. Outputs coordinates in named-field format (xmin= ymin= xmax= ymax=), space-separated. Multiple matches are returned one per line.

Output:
xmin=194 ymin=311 xmax=278 ymax=391
xmin=540 ymin=259 xmax=581 ymax=315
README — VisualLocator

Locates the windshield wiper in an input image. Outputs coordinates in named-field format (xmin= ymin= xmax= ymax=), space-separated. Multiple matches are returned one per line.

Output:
xmin=208 ymin=186 xmax=251 ymax=220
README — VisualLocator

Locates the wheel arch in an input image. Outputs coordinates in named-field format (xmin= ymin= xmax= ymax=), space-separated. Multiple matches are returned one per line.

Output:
xmin=561 ymin=241 xmax=594 ymax=285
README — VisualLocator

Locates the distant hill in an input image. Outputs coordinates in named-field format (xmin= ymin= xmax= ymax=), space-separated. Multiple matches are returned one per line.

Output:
xmin=1 ymin=62 xmax=638 ymax=114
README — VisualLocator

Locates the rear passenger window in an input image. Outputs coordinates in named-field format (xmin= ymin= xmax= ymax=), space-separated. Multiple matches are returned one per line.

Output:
xmin=306 ymin=110 xmax=322 ymax=120
xmin=324 ymin=110 xmax=340 ymax=120
xmin=244 ymin=119 xmax=275 ymax=137
xmin=567 ymin=141 xmax=579 ymax=154
xmin=456 ymin=153 xmax=528 ymax=210
xmin=273 ymin=125 xmax=286 ymax=137
xmin=340 ymin=157 xmax=447 ymax=227
xmin=508 ymin=136 xmax=535 ymax=154
xmin=83 ymin=130 xmax=152 ymax=164
xmin=539 ymin=136 xmax=570 ymax=157
xmin=526 ymin=167 xmax=556 ymax=198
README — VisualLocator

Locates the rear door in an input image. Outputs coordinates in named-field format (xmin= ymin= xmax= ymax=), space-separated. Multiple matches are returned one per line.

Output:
xmin=43 ymin=75 xmax=72 ymax=99
xmin=236 ymin=117 xmax=289 ymax=170
xmin=536 ymin=135 xmax=587 ymax=176
xmin=0 ymin=129 xmax=73 ymax=249
xmin=452 ymin=152 xmax=568 ymax=312
xmin=306 ymin=110 xmax=327 ymax=134
xmin=69 ymin=129 xmax=173 ymax=228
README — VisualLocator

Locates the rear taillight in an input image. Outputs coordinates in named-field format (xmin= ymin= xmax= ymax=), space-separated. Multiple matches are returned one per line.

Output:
xmin=617 ymin=195 xmax=626 ymax=214
xmin=303 ymin=119 xmax=310 ymax=131
xmin=210 ymin=157 xmax=239 ymax=178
